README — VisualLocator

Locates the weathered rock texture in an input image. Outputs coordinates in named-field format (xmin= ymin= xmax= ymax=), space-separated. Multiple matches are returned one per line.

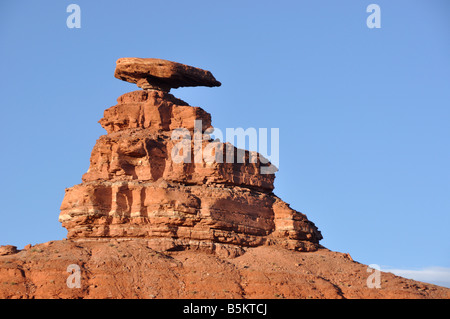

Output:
xmin=59 ymin=58 xmax=322 ymax=256
xmin=0 ymin=246 xmax=18 ymax=256
xmin=1 ymin=241 xmax=449 ymax=299
xmin=114 ymin=58 xmax=221 ymax=91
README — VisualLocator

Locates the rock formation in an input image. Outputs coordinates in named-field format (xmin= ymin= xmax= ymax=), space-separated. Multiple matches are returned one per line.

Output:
xmin=1 ymin=58 xmax=449 ymax=300
xmin=59 ymin=58 xmax=322 ymax=256
xmin=114 ymin=58 xmax=221 ymax=91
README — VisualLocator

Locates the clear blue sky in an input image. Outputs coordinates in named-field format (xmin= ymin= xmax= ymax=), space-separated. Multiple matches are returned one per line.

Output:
xmin=1 ymin=1 xmax=449 ymax=286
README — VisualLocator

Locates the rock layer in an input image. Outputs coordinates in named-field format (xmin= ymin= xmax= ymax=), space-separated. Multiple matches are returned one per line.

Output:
xmin=59 ymin=59 xmax=322 ymax=256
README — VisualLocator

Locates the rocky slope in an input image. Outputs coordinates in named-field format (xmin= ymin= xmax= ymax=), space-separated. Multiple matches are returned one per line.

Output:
xmin=0 ymin=240 xmax=448 ymax=299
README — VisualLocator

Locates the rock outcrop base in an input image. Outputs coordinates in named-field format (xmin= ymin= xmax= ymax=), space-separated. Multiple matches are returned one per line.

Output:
xmin=1 ymin=240 xmax=449 ymax=299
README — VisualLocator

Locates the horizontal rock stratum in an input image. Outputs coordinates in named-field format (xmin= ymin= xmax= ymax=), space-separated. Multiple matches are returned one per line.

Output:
xmin=114 ymin=58 xmax=221 ymax=91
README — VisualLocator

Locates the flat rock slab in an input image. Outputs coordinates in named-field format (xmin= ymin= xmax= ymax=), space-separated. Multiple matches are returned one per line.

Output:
xmin=114 ymin=58 xmax=221 ymax=91
xmin=0 ymin=245 xmax=18 ymax=256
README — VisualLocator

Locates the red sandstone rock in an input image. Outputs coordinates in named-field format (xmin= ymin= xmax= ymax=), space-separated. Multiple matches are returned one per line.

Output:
xmin=57 ymin=58 xmax=322 ymax=255
xmin=114 ymin=58 xmax=221 ymax=91
xmin=1 ymin=58 xmax=449 ymax=299
xmin=0 ymin=245 xmax=18 ymax=256
xmin=59 ymin=85 xmax=320 ymax=255
xmin=98 ymin=90 xmax=211 ymax=134
xmin=85 ymin=91 xmax=274 ymax=191
xmin=60 ymin=181 xmax=321 ymax=255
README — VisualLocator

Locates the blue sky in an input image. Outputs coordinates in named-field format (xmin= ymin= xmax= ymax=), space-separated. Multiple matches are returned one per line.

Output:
xmin=1 ymin=1 xmax=449 ymax=287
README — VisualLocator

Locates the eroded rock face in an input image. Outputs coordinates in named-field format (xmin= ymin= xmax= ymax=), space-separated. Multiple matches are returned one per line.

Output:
xmin=59 ymin=59 xmax=322 ymax=256
xmin=84 ymin=90 xmax=275 ymax=191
